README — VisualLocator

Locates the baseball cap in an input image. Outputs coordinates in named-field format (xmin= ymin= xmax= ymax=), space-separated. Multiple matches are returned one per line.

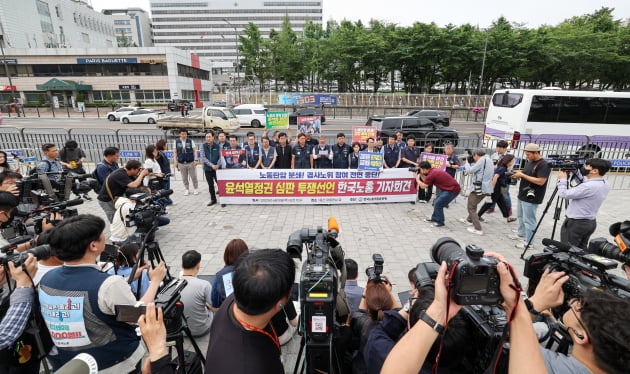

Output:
xmin=524 ymin=143 xmax=541 ymax=152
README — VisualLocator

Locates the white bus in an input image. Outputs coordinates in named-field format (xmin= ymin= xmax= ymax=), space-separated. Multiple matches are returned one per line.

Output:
xmin=484 ymin=89 xmax=630 ymax=167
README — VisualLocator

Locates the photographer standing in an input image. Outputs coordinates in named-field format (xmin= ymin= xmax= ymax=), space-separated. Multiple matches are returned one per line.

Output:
xmin=97 ymin=160 xmax=149 ymax=222
xmin=557 ymin=158 xmax=611 ymax=249
xmin=509 ymin=143 xmax=551 ymax=249
xmin=110 ymin=188 xmax=170 ymax=244
xmin=460 ymin=149 xmax=494 ymax=235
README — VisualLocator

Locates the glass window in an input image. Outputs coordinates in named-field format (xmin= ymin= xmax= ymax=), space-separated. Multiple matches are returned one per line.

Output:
xmin=605 ymin=98 xmax=630 ymax=124
xmin=492 ymin=93 xmax=523 ymax=108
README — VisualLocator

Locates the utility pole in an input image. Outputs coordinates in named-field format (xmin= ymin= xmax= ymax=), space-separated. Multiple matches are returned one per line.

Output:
xmin=475 ymin=31 xmax=489 ymax=109
xmin=223 ymin=18 xmax=241 ymax=104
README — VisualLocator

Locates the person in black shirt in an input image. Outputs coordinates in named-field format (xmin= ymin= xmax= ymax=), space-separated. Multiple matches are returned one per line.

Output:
xmin=275 ymin=132 xmax=292 ymax=169
xmin=349 ymin=142 xmax=361 ymax=169
xmin=400 ymin=136 xmax=420 ymax=168
xmin=205 ymin=249 xmax=295 ymax=374
xmin=97 ymin=160 xmax=148 ymax=222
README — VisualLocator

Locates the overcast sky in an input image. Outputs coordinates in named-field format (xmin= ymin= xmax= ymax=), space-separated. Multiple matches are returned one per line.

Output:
xmin=91 ymin=0 xmax=630 ymax=28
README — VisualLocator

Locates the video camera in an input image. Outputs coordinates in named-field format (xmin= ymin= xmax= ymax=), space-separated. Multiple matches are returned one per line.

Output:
xmin=2 ymin=199 xmax=83 ymax=240
xmin=524 ymin=237 xmax=630 ymax=311
xmin=430 ymin=237 xmax=502 ymax=305
xmin=16 ymin=171 xmax=96 ymax=205
xmin=125 ymin=189 xmax=173 ymax=231
xmin=547 ymin=154 xmax=584 ymax=172
xmin=587 ymin=220 xmax=630 ymax=266
xmin=0 ymin=235 xmax=51 ymax=267
xmin=286 ymin=217 xmax=347 ymax=374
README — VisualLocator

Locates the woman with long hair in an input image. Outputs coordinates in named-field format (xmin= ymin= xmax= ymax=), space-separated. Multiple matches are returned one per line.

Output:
xmin=0 ymin=150 xmax=20 ymax=173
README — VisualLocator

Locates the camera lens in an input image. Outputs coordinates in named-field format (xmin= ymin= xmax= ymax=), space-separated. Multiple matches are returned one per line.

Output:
xmin=430 ymin=237 xmax=465 ymax=267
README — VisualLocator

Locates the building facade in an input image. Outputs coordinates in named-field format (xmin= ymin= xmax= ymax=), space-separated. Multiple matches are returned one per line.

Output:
xmin=102 ymin=8 xmax=153 ymax=48
xmin=150 ymin=0 xmax=323 ymax=73
xmin=0 ymin=47 xmax=212 ymax=108
xmin=0 ymin=0 xmax=116 ymax=49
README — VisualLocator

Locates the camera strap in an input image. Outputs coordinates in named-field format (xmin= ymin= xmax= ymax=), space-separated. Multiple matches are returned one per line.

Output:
xmin=484 ymin=262 xmax=523 ymax=374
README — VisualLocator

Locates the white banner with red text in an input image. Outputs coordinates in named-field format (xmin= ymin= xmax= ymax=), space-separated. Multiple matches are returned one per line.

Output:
xmin=216 ymin=168 xmax=416 ymax=205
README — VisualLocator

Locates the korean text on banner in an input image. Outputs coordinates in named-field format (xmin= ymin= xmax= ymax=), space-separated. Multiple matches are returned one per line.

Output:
xmin=266 ymin=111 xmax=289 ymax=129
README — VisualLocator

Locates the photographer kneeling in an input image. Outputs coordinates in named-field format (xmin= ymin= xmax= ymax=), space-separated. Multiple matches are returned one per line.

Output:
xmin=110 ymin=188 xmax=170 ymax=245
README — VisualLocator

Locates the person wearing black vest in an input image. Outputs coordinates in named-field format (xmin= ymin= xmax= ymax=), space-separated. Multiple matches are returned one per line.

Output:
xmin=275 ymin=132 xmax=292 ymax=169
xmin=382 ymin=135 xmax=401 ymax=169
xmin=173 ymin=130 xmax=199 ymax=196
xmin=155 ymin=139 xmax=173 ymax=206
xmin=200 ymin=131 xmax=221 ymax=206
xmin=292 ymin=133 xmax=313 ymax=169
xmin=38 ymin=215 xmax=167 ymax=373
xmin=312 ymin=136 xmax=333 ymax=169
xmin=332 ymin=133 xmax=351 ymax=169
xmin=244 ymin=134 xmax=262 ymax=169
xmin=260 ymin=137 xmax=277 ymax=168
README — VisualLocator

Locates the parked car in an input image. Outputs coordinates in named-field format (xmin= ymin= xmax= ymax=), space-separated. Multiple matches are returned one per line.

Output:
xmin=366 ymin=115 xmax=459 ymax=147
xmin=157 ymin=106 xmax=240 ymax=135
xmin=288 ymin=107 xmax=326 ymax=125
xmin=106 ymin=107 xmax=141 ymax=121
xmin=120 ymin=109 xmax=164 ymax=124
xmin=406 ymin=109 xmax=451 ymax=127
xmin=212 ymin=100 xmax=227 ymax=107
xmin=232 ymin=104 xmax=267 ymax=128
xmin=167 ymin=100 xmax=193 ymax=112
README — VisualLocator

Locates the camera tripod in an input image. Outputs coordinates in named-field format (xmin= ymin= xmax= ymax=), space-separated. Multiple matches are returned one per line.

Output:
xmin=166 ymin=307 xmax=206 ymax=374
xmin=293 ymin=332 xmax=344 ymax=374
xmin=128 ymin=219 xmax=172 ymax=298
xmin=519 ymin=173 xmax=572 ymax=259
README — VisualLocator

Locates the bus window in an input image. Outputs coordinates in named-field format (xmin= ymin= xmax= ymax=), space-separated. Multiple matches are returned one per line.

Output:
xmin=492 ymin=93 xmax=523 ymax=108
xmin=606 ymin=98 xmax=630 ymax=124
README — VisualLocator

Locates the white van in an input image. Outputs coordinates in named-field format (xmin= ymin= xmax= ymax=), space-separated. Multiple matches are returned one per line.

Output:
xmin=232 ymin=104 xmax=267 ymax=128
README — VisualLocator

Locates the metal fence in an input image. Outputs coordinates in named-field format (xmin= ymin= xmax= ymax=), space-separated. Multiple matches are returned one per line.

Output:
xmin=1 ymin=127 xmax=628 ymax=190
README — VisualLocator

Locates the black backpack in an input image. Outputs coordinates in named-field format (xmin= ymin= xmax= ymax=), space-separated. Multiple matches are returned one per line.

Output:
xmin=90 ymin=162 xmax=113 ymax=193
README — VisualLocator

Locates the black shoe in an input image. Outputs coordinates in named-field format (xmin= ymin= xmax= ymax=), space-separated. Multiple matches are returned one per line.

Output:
xmin=207 ymin=201 xmax=217 ymax=206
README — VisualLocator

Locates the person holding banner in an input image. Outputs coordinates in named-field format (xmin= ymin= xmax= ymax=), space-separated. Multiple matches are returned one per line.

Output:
xmin=400 ymin=136 xmax=420 ymax=169
xmin=382 ymin=135 xmax=401 ymax=169
xmin=313 ymin=136 xmax=333 ymax=169
xmin=260 ymin=137 xmax=277 ymax=169
xmin=332 ymin=133 xmax=351 ymax=169
xmin=275 ymin=132 xmax=292 ymax=169
xmin=349 ymin=142 xmax=362 ymax=169
xmin=292 ymin=133 xmax=313 ymax=169
xmin=417 ymin=143 xmax=435 ymax=203
xmin=223 ymin=135 xmax=246 ymax=169
xmin=244 ymin=134 xmax=262 ymax=169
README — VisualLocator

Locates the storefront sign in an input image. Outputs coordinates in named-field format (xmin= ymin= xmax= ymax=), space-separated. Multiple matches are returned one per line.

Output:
xmin=0 ymin=59 xmax=18 ymax=64
xmin=2 ymin=86 xmax=17 ymax=91
xmin=119 ymin=84 xmax=140 ymax=90
xmin=217 ymin=168 xmax=415 ymax=205
xmin=77 ymin=57 xmax=137 ymax=64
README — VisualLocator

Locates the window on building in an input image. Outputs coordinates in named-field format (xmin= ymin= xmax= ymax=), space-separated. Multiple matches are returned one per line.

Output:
xmin=82 ymin=33 xmax=90 ymax=43
xmin=177 ymin=64 xmax=209 ymax=80
xmin=150 ymin=2 xmax=208 ymax=7
xmin=54 ymin=5 xmax=62 ymax=19
xmin=114 ymin=19 xmax=132 ymax=25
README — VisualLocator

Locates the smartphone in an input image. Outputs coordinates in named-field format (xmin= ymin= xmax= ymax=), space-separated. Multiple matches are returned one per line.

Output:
xmin=115 ymin=305 xmax=146 ymax=323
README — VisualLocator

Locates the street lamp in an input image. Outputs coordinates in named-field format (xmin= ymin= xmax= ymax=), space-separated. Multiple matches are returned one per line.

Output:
xmin=223 ymin=18 xmax=241 ymax=104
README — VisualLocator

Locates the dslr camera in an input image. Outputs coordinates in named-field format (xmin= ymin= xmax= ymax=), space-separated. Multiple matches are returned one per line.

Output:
xmin=365 ymin=253 xmax=385 ymax=283
xmin=525 ymin=187 xmax=536 ymax=200
xmin=430 ymin=237 xmax=502 ymax=305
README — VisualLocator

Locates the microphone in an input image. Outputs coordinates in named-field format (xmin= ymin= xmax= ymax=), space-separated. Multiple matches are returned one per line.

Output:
xmin=541 ymin=238 xmax=572 ymax=252
xmin=0 ymin=236 xmax=33 ymax=253
xmin=65 ymin=199 xmax=85 ymax=208
xmin=55 ymin=353 xmax=98 ymax=374
xmin=327 ymin=217 xmax=340 ymax=235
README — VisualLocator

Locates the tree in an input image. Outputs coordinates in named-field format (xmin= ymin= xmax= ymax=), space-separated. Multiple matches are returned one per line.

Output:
xmin=239 ymin=23 xmax=269 ymax=91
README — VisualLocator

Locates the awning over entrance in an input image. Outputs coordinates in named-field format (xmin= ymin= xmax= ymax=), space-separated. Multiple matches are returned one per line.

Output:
xmin=36 ymin=78 xmax=93 ymax=91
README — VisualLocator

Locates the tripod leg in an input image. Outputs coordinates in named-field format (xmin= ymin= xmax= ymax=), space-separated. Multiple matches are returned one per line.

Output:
xmin=520 ymin=186 xmax=559 ymax=259
xmin=293 ymin=335 xmax=306 ymax=374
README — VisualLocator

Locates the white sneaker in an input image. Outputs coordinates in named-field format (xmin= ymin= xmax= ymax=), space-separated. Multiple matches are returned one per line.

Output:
xmin=511 ymin=229 xmax=519 ymax=233
xmin=515 ymin=242 xmax=534 ymax=250
xmin=467 ymin=227 xmax=483 ymax=235
xmin=193 ymin=189 xmax=199 ymax=195
xmin=183 ymin=190 xmax=189 ymax=196
xmin=508 ymin=234 xmax=524 ymax=240
xmin=458 ymin=218 xmax=473 ymax=226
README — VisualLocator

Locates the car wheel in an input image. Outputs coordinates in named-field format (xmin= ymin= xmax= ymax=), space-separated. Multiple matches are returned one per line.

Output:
xmin=148 ymin=118 xmax=156 ymax=124
xmin=122 ymin=118 xmax=130 ymax=124
xmin=107 ymin=115 xmax=116 ymax=121
xmin=251 ymin=119 xmax=261 ymax=128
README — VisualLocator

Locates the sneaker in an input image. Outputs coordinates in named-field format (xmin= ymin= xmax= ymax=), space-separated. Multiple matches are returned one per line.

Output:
xmin=424 ymin=218 xmax=435 ymax=223
xmin=418 ymin=200 xmax=427 ymax=204
xmin=193 ymin=190 xmax=199 ymax=195
xmin=183 ymin=190 xmax=189 ymax=196
xmin=511 ymin=229 xmax=519 ymax=233
xmin=515 ymin=242 xmax=534 ymax=250
xmin=508 ymin=234 xmax=524 ymax=240
xmin=467 ymin=227 xmax=483 ymax=235
xmin=458 ymin=218 xmax=473 ymax=226
xmin=207 ymin=201 xmax=217 ymax=206
xmin=432 ymin=223 xmax=445 ymax=227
